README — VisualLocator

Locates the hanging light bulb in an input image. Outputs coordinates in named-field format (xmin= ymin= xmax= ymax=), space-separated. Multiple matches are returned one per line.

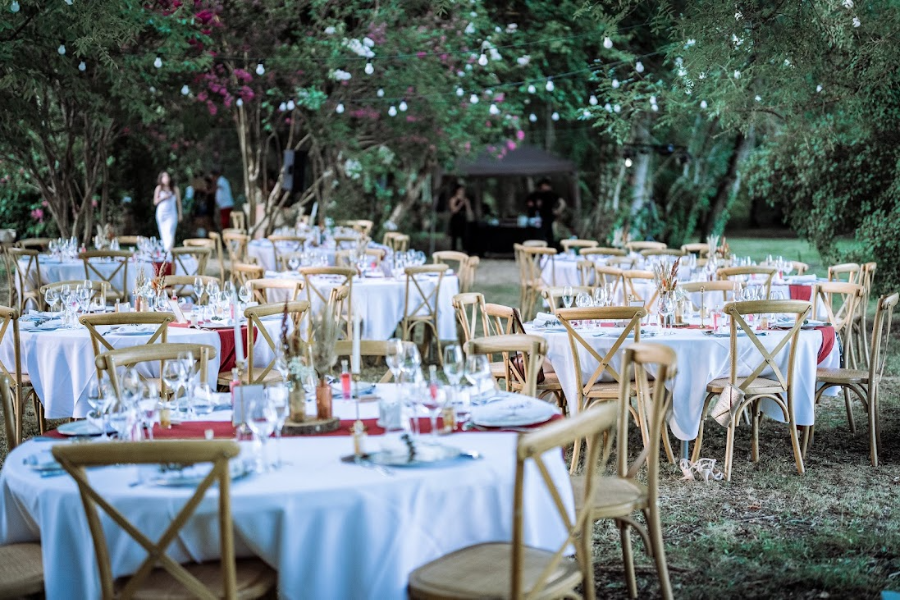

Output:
xmin=604 ymin=103 xmax=612 ymax=112
xmin=399 ymin=101 xmax=408 ymax=111
xmin=286 ymin=100 xmax=295 ymax=110
xmin=545 ymin=79 xmax=554 ymax=92
xmin=489 ymin=104 xmax=500 ymax=115
xmin=365 ymin=62 xmax=374 ymax=75
xmin=551 ymin=111 xmax=559 ymax=121
xmin=613 ymin=104 xmax=621 ymax=113
xmin=65 ymin=0 xmax=72 ymax=5
xmin=256 ymin=62 xmax=265 ymax=76
xmin=589 ymin=95 xmax=598 ymax=106
xmin=388 ymin=106 xmax=397 ymax=117
xmin=477 ymin=53 xmax=488 ymax=66
xmin=582 ymin=109 xmax=591 ymax=118
xmin=57 ymin=44 xmax=66 ymax=55
xmin=153 ymin=56 xmax=162 ymax=69
xmin=527 ymin=84 xmax=536 ymax=94
xmin=456 ymin=87 xmax=464 ymax=97
xmin=278 ymin=102 xmax=287 ymax=111
xmin=603 ymin=37 xmax=613 ymax=49
xmin=625 ymin=158 xmax=633 ymax=167
xmin=611 ymin=79 xmax=620 ymax=89
xmin=236 ymin=98 xmax=243 ymax=107
xmin=469 ymin=94 xmax=479 ymax=104
xmin=181 ymin=84 xmax=190 ymax=96
xmin=10 ymin=1 xmax=20 ymax=12
xmin=700 ymin=100 xmax=708 ymax=109
xmin=529 ymin=113 xmax=537 ymax=122
xmin=376 ymin=89 xmax=384 ymax=97
xmin=78 ymin=61 xmax=86 ymax=72
xmin=336 ymin=103 xmax=345 ymax=113
xmin=635 ymin=61 xmax=645 ymax=73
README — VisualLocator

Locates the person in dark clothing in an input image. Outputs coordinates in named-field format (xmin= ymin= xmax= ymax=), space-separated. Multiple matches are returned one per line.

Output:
xmin=447 ymin=184 xmax=473 ymax=252
xmin=525 ymin=178 xmax=559 ymax=244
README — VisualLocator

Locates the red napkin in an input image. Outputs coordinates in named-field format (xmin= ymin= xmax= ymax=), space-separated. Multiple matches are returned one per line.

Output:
xmin=815 ymin=325 xmax=835 ymax=364
xmin=788 ymin=285 xmax=812 ymax=301
xmin=152 ymin=261 xmax=174 ymax=277
xmin=168 ymin=322 xmax=255 ymax=373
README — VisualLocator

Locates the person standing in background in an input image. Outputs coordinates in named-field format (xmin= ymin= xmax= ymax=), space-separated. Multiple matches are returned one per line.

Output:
xmin=447 ymin=184 xmax=473 ymax=252
xmin=525 ymin=177 xmax=559 ymax=246
xmin=212 ymin=167 xmax=233 ymax=230
xmin=153 ymin=171 xmax=182 ymax=251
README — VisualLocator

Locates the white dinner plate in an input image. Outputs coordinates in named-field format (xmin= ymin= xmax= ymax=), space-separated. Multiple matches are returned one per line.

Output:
xmin=57 ymin=420 xmax=113 ymax=436
xmin=472 ymin=397 xmax=557 ymax=428
xmin=23 ymin=450 xmax=62 ymax=473
xmin=149 ymin=462 xmax=250 ymax=487
xmin=366 ymin=443 xmax=477 ymax=467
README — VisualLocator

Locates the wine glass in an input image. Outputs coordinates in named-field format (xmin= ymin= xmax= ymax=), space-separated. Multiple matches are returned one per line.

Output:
xmin=575 ymin=292 xmax=591 ymax=308
xmin=385 ymin=338 xmax=404 ymax=383
xmin=465 ymin=354 xmax=494 ymax=404
xmin=657 ymin=293 xmax=675 ymax=335
xmin=85 ymin=380 xmax=106 ymax=436
xmin=193 ymin=276 xmax=205 ymax=304
xmin=44 ymin=288 xmax=59 ymax=312
xmin=592 ymin=287 xmax=608 ymax=307
xmin=191 ymin=382 xmax=214 ymax=418
xmin=246 ymin=395 xmax=277 ymax=472
xmin=420 ymin=384 xmax=445 ymax=439
xmin=139 ymin=383 xmax=160 ymax=440
xmin=223 ymin=280 xmax=235 ymax=298
xmin=399 ymin=342 xmax=423 ymax=435
xmin=206 ymin=280 xmax=220 ymax=300
xmin=239 ymin=283 xmax=252 ymax=305
xmin=162 ymin=360 xmax=184 ymax=414
xmin=267 ymin=383 xmax=289 ymax=468
xmin=562 ymin=286 xmax=574 ymax=309
xmin=443 ymin=344 xmax=464 ymax=388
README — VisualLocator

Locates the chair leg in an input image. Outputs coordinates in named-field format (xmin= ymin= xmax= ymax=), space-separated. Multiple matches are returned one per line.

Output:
xmin=801 ymin=425 xmax=815 ymax=459
xmin=788 ymin=417 xmax=805 ymax=476
xmin=617 ymin=519 xmax=638 ymax=599
xmin=867 ymin=389 xmax=878 ymax=467
xmin=750 ymin=402 xmax=760 ymax=463
xmin=690 ymin=393 xmax=714 ymax=463
xmin=843 ymin=387 xmax=856 ymax=434
xmin=32 ymin=395 xmax=46 ymax=435
xmin=569 ymin=437 xmax=582 ymax=474
xmin=643 ymin=509 xmax=674 ymax=600
xmin=724 ymin=414 xmax=737 ymax=482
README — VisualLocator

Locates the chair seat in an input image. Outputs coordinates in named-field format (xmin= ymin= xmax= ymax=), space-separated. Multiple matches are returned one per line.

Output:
xmin=706 ymin=377 xmax=784 ymax=395
xmin=117 ymin=557 xmax=277 ymax=600
xmin=408 ymin=542 xmax=581 ymax=600
xmin=490 ymin=361 xmax=507 ymax=379
xmin=584 ymin=381 xmax=624 ymax=398
xmin=571 ymin=475 xmax=648 ymax=519
xmin=0 ymin=542 xmax=44 ymax=597
xmin=816 ymin=367 xmax=869 ymax=385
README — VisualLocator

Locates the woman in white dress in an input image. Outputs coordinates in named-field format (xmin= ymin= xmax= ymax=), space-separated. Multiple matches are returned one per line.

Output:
xmin=153 ymin=171 xmax=182 ymax=251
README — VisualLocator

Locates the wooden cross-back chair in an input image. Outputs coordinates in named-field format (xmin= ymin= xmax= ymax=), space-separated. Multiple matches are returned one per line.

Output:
xmin=402 ymin=264 xmax=448 ymax=363
xmin=232 ymin=263 xmax=264 ymax=288
xmin=333 ymin=234 xmax=361 ymax=249
xmin=16 ymin=238 xmax=53 ymax=251
xmin=7 ymin=248 xmax=44 ymax=312
xmin=464 ymin=334 xmax=547 ymax=398
xmin=810 ymin=293 xmax=898 ymax=467
xmin=341 ymin=219 xmax=374 ymax=236
xmin=433 ymin=251 xmax=470 ymax=287
xmin=40 ymin=280 xmax=110 ymax=303
xmin=452 ymin=292 xmax=489 ymax=344
xmin=266 ymin=235 xmax=308 ymax=270
xmin=812 ymin=281 xmax=863 ymax=367
xmin=170 ymin=246 xmax=211 ymax=278
xmin=621 ymin=270 xmax=659 ymax=310
xmin=625 ymin=241 xmax=666 ymax=253
xmin=716 ymin=266 xmax=777 ymax=299
xmin=334 ymin=340 xmax=399 ymax=383
xmin=580 ymin=247 xmax=627 ymax=259
xmin=570 ymin=343 xmax=676 ymax=600
xmin=336 ymin=248 xmax=386 ymax=268
xmin=275 ymin=252 xmax=306 ymax=273
xmin=53 ymin=440 xmax=277 ymax=600
xmin=560 ymin=239 xmax=598 ymax=253
xmin=852 ymin=262 xmax=877 ymax=368
xmin=521 ymin=240 xmax=547 ymax=248
xmin=246 ymin=278 xmax=304 ymax=304
xmin=79 ymin=250 xmax=133 ymax=302
xmin=80 ymin=313 xmax=174 ymax=382
xmin=679 ymin=280 xmax=740 ymax=312
xmin=607 ymin=256 xmax=636 ymax=270
xmin=95 ymin=343 xmax=216 ymax=402
xmin=115 ymin=235 xmax=141 ymax=248
xmin=298 ymin=267 xmax=355 ymax=336
xmin=591 ymin=266 xmax=626 ymax=304
xmin=221 ymin=301 xmax=310 ymax=386
xmin=0 ymin=306 xmax=39 ymax=441
xmin=160 ymin=275 xmax=218 ymax=303
xmin=230 ymin=210 xmax=247 ymax=231
xmin=517 ymin=245 xmax=556 ymax=321
xmin=641 ymin=248 xmax=685 ymax=259
xmin=790 ymin=261 xmax=810 ymax=276
xmin=541 ymin=286 xmax=592 ymax=314
xmin=694 ymin=300 xmax=811 ymax=481
xmin=827 ymin=262 xmax=861 ymax=285
xmin=680 ymin=242 xmax=710 ymax=257
xmin=1 ymin=243 xmax=16 ymax=308
xmin=223 ymin=232 xmax=250 ymax=279
xmin=382 ymin=232 xmax=410 ymax=253
xmin=555 ymin=306 xmax=646 ymax=471
xmin=408 ymin=401 xmax=617 ymax=600
xmin=186 ymin=236 xmax=224 ymax=284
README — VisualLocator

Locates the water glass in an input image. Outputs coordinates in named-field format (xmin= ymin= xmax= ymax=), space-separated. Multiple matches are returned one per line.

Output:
xmin=246 ymin=396 xmax=277 ymax=472
xmin=465 ymin=355 xmax=494 ymax=403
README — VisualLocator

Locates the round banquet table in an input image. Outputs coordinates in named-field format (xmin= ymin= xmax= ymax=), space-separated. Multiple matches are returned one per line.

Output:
xmin=0 ymin=391 xmax=573 ymax=600
xmin=264 ymin=270 xmax=459 ymax=340
xmin=525 ymin=321 xmax=841 ymax=441
xmin=248 ymin=240 xmax=391 ymax=272
xmin=0 ymin=316 xmax=282 ymax=419
xmin=16 ymin=255 xmax=197 ymax=303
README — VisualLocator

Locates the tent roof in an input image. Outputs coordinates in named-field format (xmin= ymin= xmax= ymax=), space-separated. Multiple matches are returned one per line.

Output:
xmin=456 ymin=144 xmax=576 ymax=177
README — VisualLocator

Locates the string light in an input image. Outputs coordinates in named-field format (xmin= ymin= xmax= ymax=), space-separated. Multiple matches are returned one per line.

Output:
xmin=57 ymin=44 xmax=66 ymax=55
xmin=336 ymin=103 xmax=345 ymax=113
xmin=456 ymin=87 xmax=464 ymax=97
xmin=635 ymin=61 xmax=644 ymax=73
xmin=551 ymin=111 xmax=559 ymax=121
xmin=256 ymin=62 xmax=265 ymax=76
xmin=388 ymin=105 xmax=397 ymax=116
xmin=365 ymin=62 xmax=374 ymax=75
xmin=613 ymin=104 xmax=621 ymax=113
xmin=589 ymin=95 xmax=598 ymax=106
xmin=78 ymin=61 xmax=86 ymax=72
xmin=527 ymin=84 xmax=536 ymax=94
xmin=603 ymin=37 xmax=613 ymax=49
xmin=477 ymin=53 xmax=488 ymax=66
xmin=489 ymin=104 xmax=500 ymax=115
xmin=10 ymin=1 xmax=19 ymax=12
xmin=611 ymin=79 xmax=620 ymax=89
xmin=278 ymin=102 xmax=287 ymax=111
xmin=286 ymin=99 xmax=295 ymax=110
xmin=154 ymin=56 xmax=163 ymax=68
xmin=181 ymin=84 xmax=190 ymax=95
xmin=236 ymin=98 xmax=243 ymax=107
xmin=545 ymin=79 xmax=554 ymax=91
xmin=469 ymin=94 xmax=479 ymax=104
xmin=65 ymin=0 xmax=72 ymax=5
xmin=399 ymin=100 xmax=408 ymax=111
xmin=700 ymin=100 xmax=707 ymax=109
xmin=529 ymin=113 xmax=537 ymax=122
xmin=376 ymin=89 xmax=384 ymax=97
xmin=625 ymin=158 xmax=633 ymax=167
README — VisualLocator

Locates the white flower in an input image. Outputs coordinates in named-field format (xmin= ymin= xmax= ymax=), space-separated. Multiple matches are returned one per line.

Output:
xmin=331 ymin=69 xmax=352 ymax=81
xmin=489 ymin=48 xmax=501 ymax=61
xmin=784 ymin=58 xmax=792 ymax=67
xmin=816 ymin=84 xmax=823 ymax=93
xmin=852 ymin=16 xmax=861 ymax=27
xmin=506 ymin=23 xmax=518 ymax=32
xmin=677 ymin=68 xmax=687 ymax=77
xmin=464 ymin=22 xmax=475 ymax=35
xmin=324 ymin=26 xmax=336 ymax=35
xmin=734 ymin=70 xmax=741 ymax=79
xmin=344 ymin=159 xmax=362 ymax=179
xmin=700 ymin=100 xmax=708 ymax=109
xmin=363 ymin=37 xmax=375 ymax=48
xmin=489 ymin=104 xmax=500 ymax=115
xmin=516 ymin=55 xmax=530 ymax=66
xmin=843 ymin=0 xmax=853 ymax=8
xmin=755 ymin=95 xmax=761 ymax=102
xmin=735 ymin=11 xmax=742 ymax=20
xmin=344 ymin=38 xmax=374 ymax=58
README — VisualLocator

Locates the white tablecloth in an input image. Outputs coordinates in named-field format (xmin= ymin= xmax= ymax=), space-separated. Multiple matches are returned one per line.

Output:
xmin=248 ymin=240 xmax=391 ymax=272
xmin=527 ymin=324 xmax=841 ymax=440
xmin=264 ymin=272 xmax=459 ymax=340
xmin=0 ymin=392 xmax=573 ymax=599
xmin=0 ymin=317 xmax=282 ymax=419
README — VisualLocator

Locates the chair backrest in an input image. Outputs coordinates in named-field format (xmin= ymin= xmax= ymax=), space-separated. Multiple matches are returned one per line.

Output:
xmin=192 ymin=235 xmax=225 ymax=284
xmin=245 ymin=301 xmax=310 ymax=383
xmin=621 ymin=269 xmax=659 ymax=310
xmin=275 ymin=252 xmax=305 ymax=273
xmin=555 ymin=306 xmax=646 ymax=410
xmin=246 ymin=278 xmax=304 ymax=304
xmin=223 ymin=232 xmax=250 ymax=267
xmin=80 ymin=312 xmax=174 ymax=378
xmin=403 ymin=264 xmax=448 ymax=328
xmin=7 ymin=248 xmax=43 ymax=311
xmin=464 ymin=334 xmax=547 ymax=397
xmin=79 ymin=250 xmax=133 ymax=301
xmin=606 ymin=256 xmax=636 ymax=270
xmin=521 ymin=240 xmax=547 ymax=248
xmin=452 ymin=292 xmax=489 ymax=343
xmin=519 ymin=246 xmax=556 ymax=288
xmin=0 ymin=306 xmax=24 ymax=443
xmin=860 ymin=262 xmax=877 ymax=306
xmin=641 ymin=248 xmax=685 ymax=258
xmin=510 ymin=402 xmax=618 ymax=600
xmin=541 ymin=286 xmax=592 ymax=314
xmin=160 ymin=275 xmax=218 ymax=302
xmin=0 ymin=375 xmax=16 ymax=450
xmin=828 ymin=263 xmax=861 ymax=284
xmin=679 ymin=280 xmax=739 ymax=309
xmin=579 ymin=247 xmax=627 ymax=258
xmin=266 ymin=235 xmax=308 ymax=269
xmin=115 ymin=235 xmax=141 ymax=247
xmin=40 ymin=280 xmax=110 ymax=303
xmin=95 ymin=343 xmax=216 ymax=399
xmin=625 ymin=241 xmax=666 ymax=252
xmin=716 ymin=266 xmax=777 ymax=298
xmin=230 ymin=210 xmax=247 ymax=230
xmin=723 ymin=300 xmax=811 ymax=394
xmin=298 ymin=267 xmax=355 ymax=334
xmin=170 ymin=246 xmax=211 ymax=278
xmin=867 ymin=293 xmax=899 ymax=386
xmin=592 ymin=266 xmax=626 ymax=303
xmin=484 ymin=303 xmax=526 ymax=336
xmin=383 ymin=232 xmax=410 ymax=253
xmin=16 ymin=238 xmax=52 ymax=251
xmin=335 ymin=248 xmax=386 ymax=267
xmin=342 ymin=219 xmax=374 ymax=235
xmin=560 ymin=239 xmax=598 ymax=253
xmin=791 ymin=261 xmax=809 ymax=276
xmin=231 ymin=262 xmax=264 ymax=287
xmin=53 ymin=440 xmax=242 ymax=599
xmin=459 ymin=255 xmax=480 ymax=294
xmin=433 ymin=250 xmax=478 ymax=292
xmin=680 ymin=243 xmax=710 ymax=256
xmin=812 ymin=281 xmax=863 ymax=342
xmin=334 ymin=340 xmax=399 ymax=382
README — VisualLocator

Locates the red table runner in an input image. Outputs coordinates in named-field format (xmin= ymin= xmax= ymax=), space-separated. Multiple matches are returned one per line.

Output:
xmin=169 ymin=322 xmax=257 ymax=373
xmin=788 ymin=285 xmax=812 ymax=301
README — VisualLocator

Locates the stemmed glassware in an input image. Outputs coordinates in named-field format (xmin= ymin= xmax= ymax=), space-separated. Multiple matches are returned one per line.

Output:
xmin=385 ymin=338 xmax=404 ymax=383
xmin=657 ymin=292 xmax=675 ymax=335
xmin=464 ymin=354 xmax=494 ymax=404
xmin=191 ymin=383 xmax=214 ymax=418
xmin=193 ymin=276 xmax=206 ymax=305
xmin=443 ymin=344 xmax=466 ymax=429
xmin=138 ymin=383 xmax=160 ymax=440
xmin=239 ymin=283 xmax=252 ymax=305
xmin=399 ymin=342 xmax=422 ymax=436
xmin=562 ymin=286 xmax=574 ymax=309
xmin=44 ymin=288 xmax=59 ymax=312
xmin=246 ymin=395 xmax=277 ymax=472
xmin=267 ymin=384 xmax=289 ymax=467
xmin=592 ymin=287 xmax=608 ymax=307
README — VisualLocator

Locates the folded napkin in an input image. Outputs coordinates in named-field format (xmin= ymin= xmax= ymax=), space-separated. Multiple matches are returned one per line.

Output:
xmin=788 ymin=275 xmax=817 ymax=283
xmin=534 ymin=312 xmax=559 ymax=326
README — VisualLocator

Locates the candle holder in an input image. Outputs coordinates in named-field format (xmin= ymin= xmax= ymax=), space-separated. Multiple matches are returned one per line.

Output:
xmin=233 ymin=359 xmax=253 ymax=440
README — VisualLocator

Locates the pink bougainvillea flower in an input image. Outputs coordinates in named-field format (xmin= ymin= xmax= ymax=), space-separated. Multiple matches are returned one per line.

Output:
xmin=516 ymin=130 xmax=525 ymax=140
xmin=30 ymin=208 xmax=43 ymax=222
xmin=206 ymin=101 xmax=217 ymax=115
xmin=507 ymin=141 xmax=517 ymax=151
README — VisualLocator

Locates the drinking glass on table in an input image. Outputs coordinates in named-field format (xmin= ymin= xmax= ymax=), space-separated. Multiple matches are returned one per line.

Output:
xmin=44 ymin=288 xmax=59 ymax=312
xmin=85 ymin=381 xmax=109 ymax=437
xmin=465 ymin=354 xmax=494 ymax=404
xmin=193 ymin=276 xmax=206 ymax=304
xmin=162 ymin=360 xmax=184 ymax=415
xmin=223 ymin=280 xmax=235 ymax=297
xmin=246 ymin=395 xmax=277 ymax=472
xmin=399 ymin=342 xmax=423 ymax=435
xmin=267 ymin=384 xmax=290 ymax=467
xmin=657 ymin=292 xmax=675 ymax=335
xmin=605 ymin=282 xmax=617 ymax=306
xmin=139 ymin=384 xmax=160 ymax=440
xmin=420 ymin=385 xmax=445 ymax=439
xmin=385 ymin=338 xmax=404 ymax=383
xmin=239 ymin=283 xmax=252 ymax=305
xmin=592 ymin=287 xmax=608 ymax=307
xmin=191 ymin=382 xmax=214 ymax=418
xmin=206 ymin=280 xmax=220 ymax=300
xmin=562 ymin=286 xmax=574 ymax=309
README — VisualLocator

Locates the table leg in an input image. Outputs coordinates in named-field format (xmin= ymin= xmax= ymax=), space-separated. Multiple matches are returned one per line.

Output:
xmin=681 ymin=440 xmax=690 ymax=461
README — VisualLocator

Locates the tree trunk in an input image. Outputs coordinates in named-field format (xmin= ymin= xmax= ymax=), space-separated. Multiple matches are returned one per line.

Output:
xmin=629 ymin=119 xmax=652 ymax=216
xmin=702 ymin=127 xmax=755 ymax=237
